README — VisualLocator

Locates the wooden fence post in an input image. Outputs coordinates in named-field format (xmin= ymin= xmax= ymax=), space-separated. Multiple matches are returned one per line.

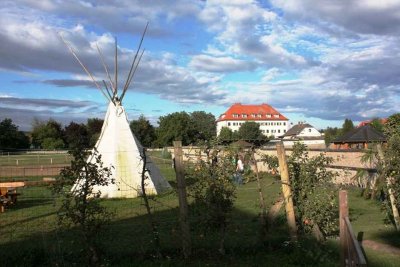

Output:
xmin=339 ymin=190 xmax=348 ymax=267
xmin=276 ymin=142 xmax=297 ymax=241
xmin=173 ymin=141 xmax=191 ymax=258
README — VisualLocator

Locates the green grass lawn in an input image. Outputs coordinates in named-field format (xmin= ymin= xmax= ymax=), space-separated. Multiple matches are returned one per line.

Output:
xmin=0 ymin=157 xmax=398 ymax=266
xmin=0 ymin=153 xmax=73 ymax=166
xmin=347 ymin=188 xmax=400 ymax=267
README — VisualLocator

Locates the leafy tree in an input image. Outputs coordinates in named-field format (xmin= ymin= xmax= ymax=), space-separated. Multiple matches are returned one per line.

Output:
xmin=156 ymin=112 xmax=194 ymax=146
xmin=370 ymin=118 xmax=384 ymax=133
xmin=186 ymin=146 xmax=237 ymax=254
xmin=323 ymin=127 xmax=340 ymax=145
xmin=218 ymin=127 xmax=233 ymax=143
xmin=64 ymin=122 xmax=89 ymax=149
xmin=237 ymin=121 xmax=265 ymax=144
xmin=129 ymin=115 xmax=156 ymax=147
xmin=384 ymin=113 xmax=400 ymax=138
xmin=341 ymin=118 xmax=354 ymax=135
xmin=0 ymin=118 xmax=30 ymax=149
xmin=288 ymin=143 xmax=338 ymax=237
xmin=261 ymin=144 xmax=338 ymax=238
xmin=31 ymin=119 xmax=65 ymax=149
xmin=190 ymin=111 xmax=216 ymax=142
xmin=53 ymin=148 xmax=114 ymax=265
xmin=382 ymin=113 xmax=400 ymax=229
xmin=87 ymin=118 xmax=104 ymax=147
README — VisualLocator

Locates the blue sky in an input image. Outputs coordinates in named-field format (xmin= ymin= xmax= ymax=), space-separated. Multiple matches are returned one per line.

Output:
xmin=1 ymin=0 xmax=400 ymax=130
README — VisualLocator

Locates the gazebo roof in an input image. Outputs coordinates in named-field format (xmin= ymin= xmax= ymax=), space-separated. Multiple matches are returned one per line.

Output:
xmin=333 ymin=125 xmax=386 ymax=144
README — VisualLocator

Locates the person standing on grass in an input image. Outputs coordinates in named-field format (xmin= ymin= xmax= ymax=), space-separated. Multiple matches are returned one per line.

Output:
xmin=235 ymin=154 xmax=244 ymax=185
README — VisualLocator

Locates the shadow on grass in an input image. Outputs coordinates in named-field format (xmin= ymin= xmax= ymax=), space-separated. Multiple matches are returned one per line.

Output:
xmin=370 ymin=230 xmax=400 ymax=248
xmin=0 ymin=201 xmax=341 ymax=267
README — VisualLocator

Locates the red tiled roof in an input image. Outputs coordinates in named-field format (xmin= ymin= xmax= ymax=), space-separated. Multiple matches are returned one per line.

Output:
xmin=217 ymin=103 xmax=288 ymax=122
xmin=358 ymin=118 xmax=388 ymax=127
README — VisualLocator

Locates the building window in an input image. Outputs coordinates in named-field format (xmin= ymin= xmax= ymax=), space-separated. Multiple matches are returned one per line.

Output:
xmin=274 ymin=114 xmax=279 ymax=118
xmin=233 ymin=114 xmax=239 ymax=118
xmin=266 ymin=114 xmax=271 ymax=118
xmin=242 ymin=114 xmax=247 ymax=118
xmin=258 ymin=114 xmax=262 ymax=118
xmin=278 ymin=130 xmax=280 ymax=133
xmin=228 ymin=122 xmax=231 ymax=126
xmin=284 ymin=130 xmax=286 ymax=133
xmin=283 ymin=122 xmax=286 ymax=126
xmin=251 ymin=113 xmax=256 ymax=118
xmin=309 ymin=129 xmax=312 ymax=132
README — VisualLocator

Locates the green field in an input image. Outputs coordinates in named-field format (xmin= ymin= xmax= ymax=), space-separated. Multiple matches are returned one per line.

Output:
xmin=0 ymin=152 xmax=73 ymax=166
xmin=0 ymin=152 xmax=398 ymax=266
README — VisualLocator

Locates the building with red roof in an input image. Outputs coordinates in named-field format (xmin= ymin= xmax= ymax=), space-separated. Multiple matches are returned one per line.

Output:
xmin=216 ymin=103 xmax=290 ymax=137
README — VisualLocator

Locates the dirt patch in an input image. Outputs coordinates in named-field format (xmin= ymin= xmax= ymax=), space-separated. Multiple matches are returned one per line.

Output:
xmin=362 ymin=239 xmax=400 ymax=255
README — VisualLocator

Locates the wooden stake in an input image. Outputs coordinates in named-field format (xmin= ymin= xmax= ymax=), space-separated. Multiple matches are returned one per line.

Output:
xmin=339 ymin=190 xmax=348 ymax=267
xmin=377 ymin=144 xmax=400 ymax=230
xmin=276 ymin=142 xmax=297 ymax=241
xmin=173 ymin=141 xmax=191 ymax=258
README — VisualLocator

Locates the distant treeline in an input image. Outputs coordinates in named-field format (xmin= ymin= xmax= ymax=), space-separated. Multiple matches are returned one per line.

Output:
xmin=0 ymin=114 xmax=387 ymax=150
xmin=0 ymin=111 xmax=217 ymax=150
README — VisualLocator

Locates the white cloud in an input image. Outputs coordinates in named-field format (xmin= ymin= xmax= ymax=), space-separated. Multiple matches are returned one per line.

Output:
xmin=189 ymin=55 xmax=257 ymax=72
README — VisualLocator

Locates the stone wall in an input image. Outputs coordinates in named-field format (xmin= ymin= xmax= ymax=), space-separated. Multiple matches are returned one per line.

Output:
xmin=163 ymin=146 xmax=372 ymax=185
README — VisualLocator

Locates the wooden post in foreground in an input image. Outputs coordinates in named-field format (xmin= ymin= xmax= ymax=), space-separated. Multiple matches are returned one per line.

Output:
xmin=276 ymin=142 xmax=297 ymax=241
xmin=339 ymin=190 xmax=348 ymax=267
xmin=173 ymin=141 xmax=191 ymax=258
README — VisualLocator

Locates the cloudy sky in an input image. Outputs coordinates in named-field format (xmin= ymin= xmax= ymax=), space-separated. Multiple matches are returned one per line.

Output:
xmin=1 ymin=0 xmax=399 ymax=130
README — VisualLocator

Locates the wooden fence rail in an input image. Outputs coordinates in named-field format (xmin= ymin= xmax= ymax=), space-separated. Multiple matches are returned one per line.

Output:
xmin=340 ymin=190 xmax=367 ymax=267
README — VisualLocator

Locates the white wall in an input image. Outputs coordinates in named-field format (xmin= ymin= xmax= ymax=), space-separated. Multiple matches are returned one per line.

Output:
xmin=298 ymin=127 xmax=322 ymax=137
xmin=217 ymin=120 xmax=290 ymax=137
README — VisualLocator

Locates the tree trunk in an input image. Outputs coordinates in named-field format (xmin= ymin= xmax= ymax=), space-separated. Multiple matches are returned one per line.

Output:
xmin=251 ymin=150 xmax=268 ymax=242
xmin=140 ymin=147 xmax=161 ymax=256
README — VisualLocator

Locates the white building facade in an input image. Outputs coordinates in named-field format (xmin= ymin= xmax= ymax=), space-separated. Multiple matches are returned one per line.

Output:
xmin=216 ymin=103 xmax=290 ymax=137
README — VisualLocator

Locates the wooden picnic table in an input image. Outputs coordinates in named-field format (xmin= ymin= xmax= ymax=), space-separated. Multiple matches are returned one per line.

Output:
xmin=0 ymin=182 xmax=24 ymax=212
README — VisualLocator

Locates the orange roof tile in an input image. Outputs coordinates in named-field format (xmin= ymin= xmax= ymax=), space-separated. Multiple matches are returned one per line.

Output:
xmin=217 ymin=103 xmax=288 ymax=122
xmin=357 ymin=118 xmax=388 ymax=127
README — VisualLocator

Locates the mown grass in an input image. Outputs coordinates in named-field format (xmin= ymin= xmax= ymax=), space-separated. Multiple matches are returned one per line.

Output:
xmin=0 ymin=153 xmax=72 ymax=166
xmin=347 ymin=188 xmax=400 ymax=267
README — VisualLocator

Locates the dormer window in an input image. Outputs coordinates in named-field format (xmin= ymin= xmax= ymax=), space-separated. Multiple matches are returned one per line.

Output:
xmin=233 ymin=114 xmax=239 ymax=118
xmin=257 ymin=114 xmax=262 ymax=118
xmin=251 ymin=113 xmax=256 ymax=118
xmin=242 ymin=114 xmax=247 ymax=118
xmin=274 ymin=114 xmax=279 ymax=118
xmin=266 ymin=114 xmax=271 ymax=118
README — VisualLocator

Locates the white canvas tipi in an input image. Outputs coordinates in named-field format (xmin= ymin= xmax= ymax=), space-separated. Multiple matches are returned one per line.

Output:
xmin=63 ymin=24 xmax=171 ymax=198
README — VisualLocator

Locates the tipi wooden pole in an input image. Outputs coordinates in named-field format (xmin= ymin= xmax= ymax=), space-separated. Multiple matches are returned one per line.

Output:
xmin=377 ymin=144 xmax=400 ymax=230
xmin=173 ymin=141 xmax=191 ymax=258
xmin=276 ymin=142 xmax=297 ymax=241
xmin=339 ymin=190 xmax=348 ymax=267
